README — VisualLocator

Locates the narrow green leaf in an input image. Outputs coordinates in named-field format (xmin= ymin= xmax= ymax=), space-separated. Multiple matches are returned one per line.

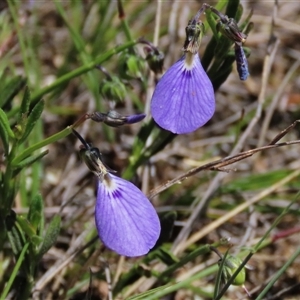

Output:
xmin=256 ymin=246 xmax=300 ymax=300
xmin=214 ymin=250 xmax=229 ymax=300
xmin=127 ymin=284 xmax=172 ymax=300
xmin=0 ymin=243 xmax=29 ymax=300
xmin=206 ymin=10 xmax=219 ymax=40
xmin=0 ymin=117 xmax=9 ymax=155
xmin=154 ymin=248 xmax=179 ymax=266
xmin=0 ymin=76 xmax=26 ymax=109
xmin=12 ymin=126 xmax=72 ymax=166
xmin=38 ymin=215 xmax=61 ymax=257
xmin=12 ymin=149 xmax=49 ymax=172
xmin=18 ymin=86 xmax=31 ymax=121
xmin=19 ymin=99 xmax=44 ymax=144
xmin=235 ymin=3 xmax=243 ymax=23
xmin=0 ymin=108 xmax=15 ymax=139
xmin=225 ymin=0 xmax=240 ymax=19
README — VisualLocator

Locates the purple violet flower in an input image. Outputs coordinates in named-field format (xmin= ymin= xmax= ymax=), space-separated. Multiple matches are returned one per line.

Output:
xmin=151 ymin=52 xmax=215 ymax=134
xmin=151 ymin=15 xmax=215 ymax=134
xmin=72 ymin=129 xmax=160 ymax=257
xmin=95 ymin=173 xmax=161 ymax=257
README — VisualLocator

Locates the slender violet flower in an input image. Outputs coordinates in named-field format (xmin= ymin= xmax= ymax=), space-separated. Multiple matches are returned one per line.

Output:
xmin=151 ymin=9 xmax=215 ymax=134
xmin=89 ymin=110 xmax=146 ymax=127
xmin=72 ymin=129 xmax=160 ymax=257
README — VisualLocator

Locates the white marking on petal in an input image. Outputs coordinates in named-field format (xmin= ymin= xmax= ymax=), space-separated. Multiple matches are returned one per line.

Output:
xmin=102 ymin=173 xmax=116 ymax=190
xmin=184 ymin=52 xmax=197 ymax=70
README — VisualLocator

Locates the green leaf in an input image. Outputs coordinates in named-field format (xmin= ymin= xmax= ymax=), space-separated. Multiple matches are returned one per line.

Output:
xmin=154 ymin=247 xmax=179 ymax=266
xmin=221 ymin=169 xmax=292 ymax=193
xmin=0 ymin=107 xmax=14 ymax=154
xmin=127 ymin=284 xmax=172 ymax=300
xmin=19 ymin=99 xmax=44 ymax=144
xmin=12 ymin=149 xmax=49 ymax=173
xmin=0 ymin=107 xmax=15 ymax=138
xmin=235 ymin=3 xmax=243 ymax=23
xmin=206 ymin=10 xmax=219 ymax=40
xmin=0 ymin=75 xmax=26 ymax=109
xmin=38 ymin=215 xmax=61 ymax=257
xmin=214 ymin=250 xmax=229 ymax=299
xmin=11 ymin=126 xmax=72 ymax=166
xmin=0 ymin=243 xmax=29 ymax=300
xmin=27 ymin=194 xmax=44 ymax=234
xmin=225 ymin=0 xmax=240 ymax=19
xmin=18 ymin=86 xmax=31 ymax=121
xmin=0 ymin=115 xmax=9 ymax=155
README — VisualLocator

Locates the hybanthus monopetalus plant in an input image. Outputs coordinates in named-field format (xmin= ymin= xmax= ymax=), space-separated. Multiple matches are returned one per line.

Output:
xmin=151 ymin=4 xmax=249 ymax=134
xmin=72 ymin=128 xmax=160 ymax=257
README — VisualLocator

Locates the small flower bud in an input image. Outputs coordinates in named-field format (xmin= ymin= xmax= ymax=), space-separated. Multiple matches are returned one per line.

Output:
xmin=216 ymin=18 xmax=247 ymax=44
xmin=89 ymin=111 xmax=146 ymax=127
xmin=210 ymin=6 xmax=247 ymax=44
xmin=144 ymin=46 xmax=165 ymax=74
xmin=219 ymin=255 xmax=246 ymax=286
xmin=119 ymin=51 xmax=146 ymax=80
xmin=234 ymin=43 xmax=249 ymax=81
xmin=99 ymin=76 xmax=127 ymax=103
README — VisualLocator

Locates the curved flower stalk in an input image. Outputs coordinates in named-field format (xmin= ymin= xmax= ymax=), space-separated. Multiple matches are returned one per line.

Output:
xmin=151 ymin=11 xmax=215 ymax=134
xmin=72 ymin=129 xmax=161 ymax=257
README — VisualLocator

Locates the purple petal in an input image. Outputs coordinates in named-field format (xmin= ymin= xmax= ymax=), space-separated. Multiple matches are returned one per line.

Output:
xmin=151 ymin=53 xmax=215 ymax=134
xmin=95 ymin=174 xmax=161 ymax=257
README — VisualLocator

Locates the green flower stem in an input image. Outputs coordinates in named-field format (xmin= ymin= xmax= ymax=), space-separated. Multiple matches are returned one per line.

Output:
xmin=11 ymin=113 xmax=89 ymax=166
xmin=137 ymin=263 xmax=218 ymax=300
xmin=11 ymin=127 xmax=71 ymax=166
xmin=158 ymin=242 xmax=225 ymax=281
xmin=7 ymin=1 xmax=31 ymax=84
xmin=254 ymin=191 xmax=300 ymax=253
xmin=206 ymin=10 xmax=219 ymax=39
xmin=256 ymin=246 xmax=300 ymax=300
xmin=30 ymin=40 xmax=137 ymax=106
xmin=117 ymin=0 xmax=134 ymax=43
xmin=0 ymin=243 xmax=29 ymax=300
